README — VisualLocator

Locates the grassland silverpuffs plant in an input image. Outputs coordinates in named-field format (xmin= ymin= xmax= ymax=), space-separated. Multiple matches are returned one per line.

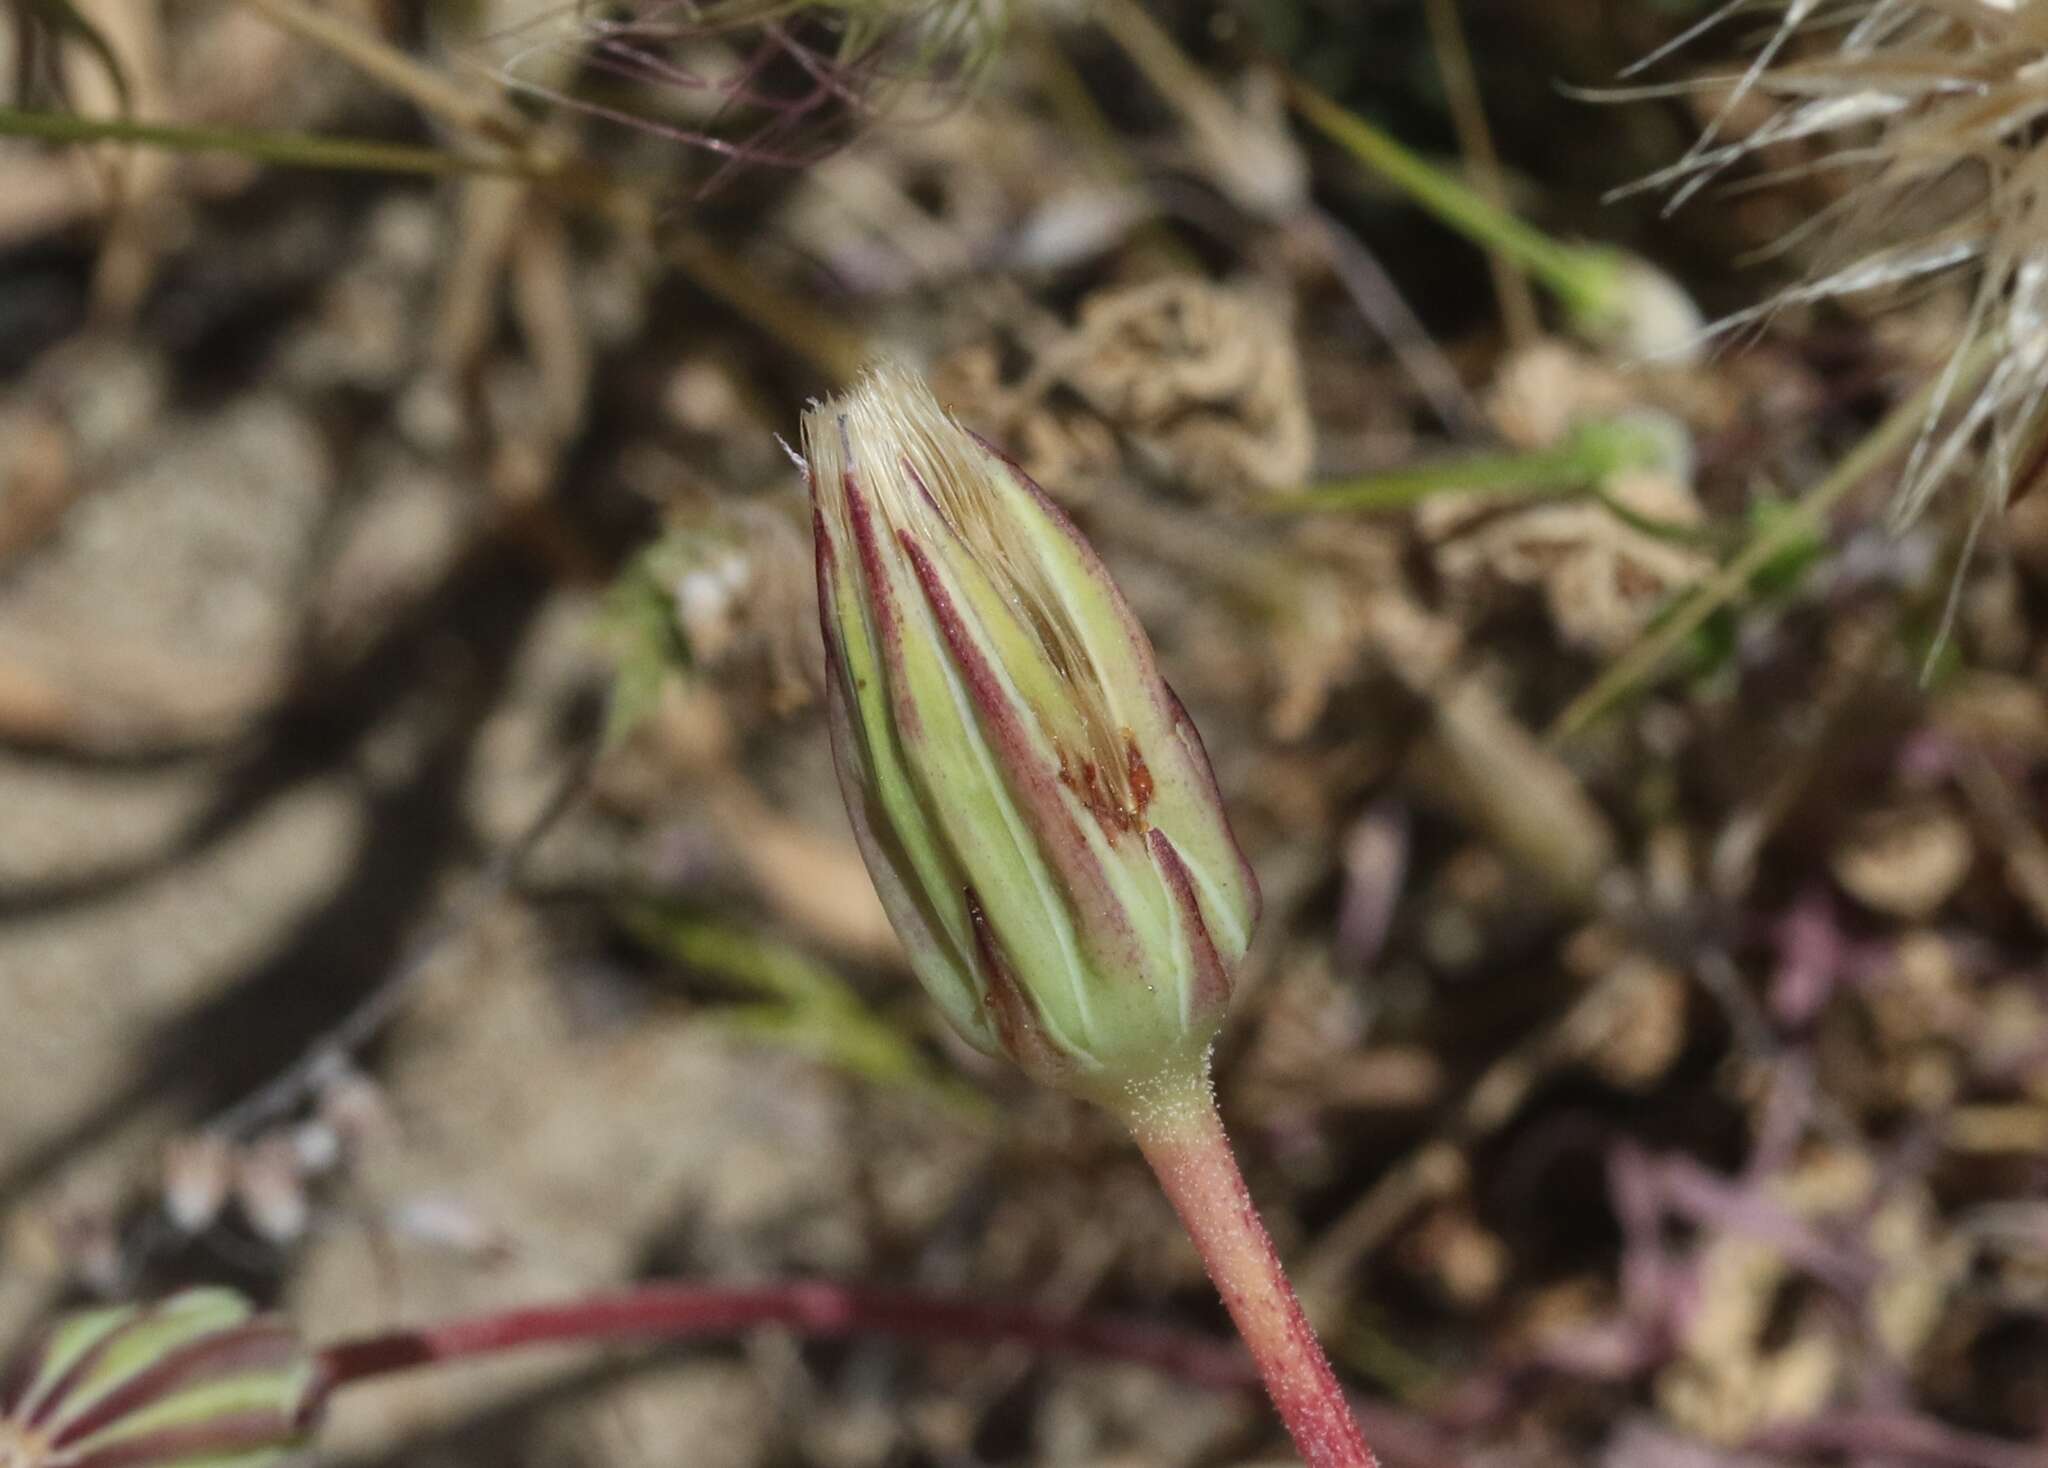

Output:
xmin=803 ymin=363 xmax=1377 ymax=1468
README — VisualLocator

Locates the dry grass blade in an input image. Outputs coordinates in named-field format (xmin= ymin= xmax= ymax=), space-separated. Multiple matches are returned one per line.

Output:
xmin=1643 ymin=1 xmax=2048 ymax=521
xmin=0 ymin=104 xmax=522 ymax=175
xmin=13 ymin=0 xmax=133 ymax=110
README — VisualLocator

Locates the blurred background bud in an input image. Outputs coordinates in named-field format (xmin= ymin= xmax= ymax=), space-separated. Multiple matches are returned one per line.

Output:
xmin=0 ymin=1289 xmax=317 ymax=1468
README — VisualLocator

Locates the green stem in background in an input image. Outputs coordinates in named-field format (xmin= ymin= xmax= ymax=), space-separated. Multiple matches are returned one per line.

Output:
xmin=621 ymin=903 xmax=993 ymax=1121
xmin=1288 ymin=80 xmax=1623 ymax=335
xmin=0 ymin=104 xmax=522 ymax=177
xmin=1266 ymin=416 xmax=1672 ymax=514
xmin=1546 ymin=334 xmax=2001 ymax=742
xmin=1118 ymin=1068 xmax=1379 ymax=1468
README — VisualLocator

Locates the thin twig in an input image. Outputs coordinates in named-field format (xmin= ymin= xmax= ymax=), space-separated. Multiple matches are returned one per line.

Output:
xmin=0 ymin=104 xmax=525 ymax=176
xmin=208 ymin=743 xmax=597 ymax=1140
xmin=240 ymin=0 xmax=532 ymax=150
xmin=1296 ymin=964 xmax=1656 ymax=1315
xmin=235 ymin=0 xmax=858 ymax=378
xmin=1750 ymin=1411 xmax=2048 ymax=1468
xmin=1423 ymin=0 xmax=1538 ymax=345
xmin=664 ymin=230 xmax=867 ymax=383
xmin=312 ymin=1279 xmax=1255 ymax=1400
xmin=1297 ymin=208 xmax=1484 ymax=435
xmin=1953 ymin=747 xmax=2048 ymax=931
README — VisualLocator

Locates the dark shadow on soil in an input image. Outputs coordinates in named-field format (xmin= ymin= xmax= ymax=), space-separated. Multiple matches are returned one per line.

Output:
xmin=0 ymin=535 xmax=552 ymax=1209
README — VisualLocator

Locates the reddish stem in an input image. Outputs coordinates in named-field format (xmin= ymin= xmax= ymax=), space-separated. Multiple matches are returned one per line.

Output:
xmin=1125 ymin=1075 xmax=1379 ymax=1468
xmin=311 ymin=1279 xmax=1252 ymax=1404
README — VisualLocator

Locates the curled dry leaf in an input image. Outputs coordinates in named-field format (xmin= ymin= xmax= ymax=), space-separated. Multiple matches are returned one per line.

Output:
xmin=1830 ymin=803 xmax=1974 ymax=921
xmin=783 ymin=109 xmax=1048 ymax=292
xmin=937 ymin=276 xmax=1315 ymax=504
xmin=1262 ymin=522 xmax=1405 ymax=741
xmin=1064 ymin=277 xmax=1314 ymax=501
xmin=1485 ymin=342 xmax=1637 ymax=452
xmin=934 ymin=340 xmax=1128 ymax=495
xmin=1421 ymin=343 xmax=1711 ymax=654
xmin=1867 ymin=1188 xmax=1969 ymax=1362
xmin=1401 ymin=1206 xmax=1509 ymax=1311
xmin=1653 ymin=1157 xmax=1860 ymax=1444
xmin=1583 ymin=956 xmax=1688 ymax=1093
xmin=1931 ymin=671 xmax=2048 ymax=761
xmin=1867 ymin=932 xmax=1976 ymax=1054
xmin=1429 ymin=482 xmax=1713 ymax=656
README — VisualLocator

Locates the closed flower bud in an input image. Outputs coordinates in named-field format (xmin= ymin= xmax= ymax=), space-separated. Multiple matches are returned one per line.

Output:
xmin=0 ymin=1289 xmax=317 ymax=1468
xmin=805 ymin=364 xmax=1259 ymax=1105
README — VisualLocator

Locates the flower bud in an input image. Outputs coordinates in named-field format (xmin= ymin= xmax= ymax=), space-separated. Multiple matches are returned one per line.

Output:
xmin=804 ymin=364 xmax=1259 ymax=1105
xmin=1568 ymin=252 xmax=1706 ymax=366
xmin=0 ymin=1289 xmax=317 ymax=1468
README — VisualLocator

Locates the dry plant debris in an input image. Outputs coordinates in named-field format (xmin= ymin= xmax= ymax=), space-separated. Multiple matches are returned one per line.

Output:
xmin=0 ymin=2 xmax=2045 ymax=1467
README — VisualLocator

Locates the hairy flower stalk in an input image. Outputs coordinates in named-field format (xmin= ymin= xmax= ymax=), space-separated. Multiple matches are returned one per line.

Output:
xmin=804 ymin=364 xmax=1376 ymax=1467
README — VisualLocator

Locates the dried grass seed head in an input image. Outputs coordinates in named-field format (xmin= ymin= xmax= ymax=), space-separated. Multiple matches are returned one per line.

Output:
xmin=471 ymin=0 xmax=1011 ymax=187
xmin=1641 ymin=0 xmax=2048 ymax=521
